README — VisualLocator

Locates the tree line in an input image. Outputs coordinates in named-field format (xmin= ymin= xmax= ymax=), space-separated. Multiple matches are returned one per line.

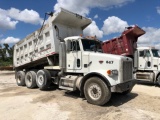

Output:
xmin=0 ymin=43 xmax=13 ymax=66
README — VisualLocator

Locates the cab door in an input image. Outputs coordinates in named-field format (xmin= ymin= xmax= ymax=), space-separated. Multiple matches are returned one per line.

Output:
xmin=138 ymin=50 xmax=152 ymax=70
xmin=66 ymin=39 xmax=82 ymax=70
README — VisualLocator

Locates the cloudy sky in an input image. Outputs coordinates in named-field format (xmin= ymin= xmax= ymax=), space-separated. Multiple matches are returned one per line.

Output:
xmin=0 ymin=0 xmax=160 ymax=48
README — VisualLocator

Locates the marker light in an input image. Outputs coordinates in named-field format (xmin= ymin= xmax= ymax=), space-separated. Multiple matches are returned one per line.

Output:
xmin=107 ymin=70 xmax=111 ymax=75
xmin=107 ymin=69 xmax=118 ymax=76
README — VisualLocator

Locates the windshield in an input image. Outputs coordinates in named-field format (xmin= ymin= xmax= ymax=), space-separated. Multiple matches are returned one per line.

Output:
xmin=152 ymin=49 xmax=159 ymax=57
xmin=81 ymin=39 xmax=102 ymax=52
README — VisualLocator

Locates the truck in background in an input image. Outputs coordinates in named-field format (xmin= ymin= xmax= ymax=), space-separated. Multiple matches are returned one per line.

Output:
xmin=13 ymin=8 xmax=135 ymax=105
xmin=102 ymin=25 xmax=160 ymax=85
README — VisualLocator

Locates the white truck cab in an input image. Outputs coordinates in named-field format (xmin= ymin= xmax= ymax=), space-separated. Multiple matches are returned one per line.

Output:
xmin=65 ymin=36 xmax=133 ymax=86
xmin=134 ymin=47 xmax=160 ymax=84
xmin=61 ymin=36 xmax=135 ymax=98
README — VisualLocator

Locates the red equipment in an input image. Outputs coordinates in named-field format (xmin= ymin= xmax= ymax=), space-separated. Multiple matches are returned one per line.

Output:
xmin=102 ymin=25 xmax=145 ymax=56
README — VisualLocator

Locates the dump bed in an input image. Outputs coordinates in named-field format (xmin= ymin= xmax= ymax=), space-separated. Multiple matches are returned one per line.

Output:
xmin=102 ymin=25 xmax=145 ymax=56
xmin=13 ymin=8 xmax=91 ymax=68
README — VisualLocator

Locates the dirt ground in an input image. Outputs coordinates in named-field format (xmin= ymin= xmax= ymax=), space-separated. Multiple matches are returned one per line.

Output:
xmin=0 ymin=71 xmax=160 ymax=120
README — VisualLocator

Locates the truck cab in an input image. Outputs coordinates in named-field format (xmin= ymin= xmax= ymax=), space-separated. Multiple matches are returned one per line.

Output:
xmin=64 ymin=36 xmax=134 ymax=88
xmin=135 ymin=47 xmax=160 ymax=84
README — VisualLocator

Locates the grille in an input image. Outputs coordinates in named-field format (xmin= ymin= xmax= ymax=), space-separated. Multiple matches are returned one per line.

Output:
xmin=122 ymin=61 xmax=133 ymax=81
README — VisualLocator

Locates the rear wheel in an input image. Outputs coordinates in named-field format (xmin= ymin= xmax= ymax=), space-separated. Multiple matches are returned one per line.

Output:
xmin=16 ymin=71 xmax=25 ymax=86
xmin=36 ymin=69 xmax=51 ymax=90
xmin=25 ymin=71 xmax=37 ymax=88
xmin=156 ymin=75 xmax=160 ymax=85
xmin=84 ymin=77 xmax=111 ymax=106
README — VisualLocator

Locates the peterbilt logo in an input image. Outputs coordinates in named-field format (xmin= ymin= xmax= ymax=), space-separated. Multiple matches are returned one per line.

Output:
xmin=106 ymin=61 xmax=113 ymax=64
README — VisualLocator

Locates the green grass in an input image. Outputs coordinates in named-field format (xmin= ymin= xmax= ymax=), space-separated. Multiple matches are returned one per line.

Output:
xmin=0 ymin=58 xmax=13 ymax=66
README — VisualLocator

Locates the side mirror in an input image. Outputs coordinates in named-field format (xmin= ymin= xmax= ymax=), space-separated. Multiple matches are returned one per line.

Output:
xmin=66 ymin=40 xmax=71 ymax=52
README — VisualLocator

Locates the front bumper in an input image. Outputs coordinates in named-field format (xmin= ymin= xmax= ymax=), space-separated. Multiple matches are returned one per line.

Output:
xmin=111 ymin=80 xmax=136 ymax=93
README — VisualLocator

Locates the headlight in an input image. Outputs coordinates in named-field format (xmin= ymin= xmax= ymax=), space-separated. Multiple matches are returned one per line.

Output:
xmin=107 ymin=69 xmax=118 ymax=76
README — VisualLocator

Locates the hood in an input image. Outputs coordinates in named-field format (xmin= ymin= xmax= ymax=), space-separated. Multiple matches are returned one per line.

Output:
xmin=83 ymin=51 xmax=132 ymax=61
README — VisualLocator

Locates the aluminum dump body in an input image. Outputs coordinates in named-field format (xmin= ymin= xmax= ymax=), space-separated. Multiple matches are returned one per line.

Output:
xmin=102 ymin=25 xmax=145 ymax=56
xmin=13 ymin=8 xmax=91 ymax=68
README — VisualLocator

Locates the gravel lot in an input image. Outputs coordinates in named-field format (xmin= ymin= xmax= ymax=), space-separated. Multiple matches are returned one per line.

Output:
xmin=0 ymin=70 xmax=160 ymax=120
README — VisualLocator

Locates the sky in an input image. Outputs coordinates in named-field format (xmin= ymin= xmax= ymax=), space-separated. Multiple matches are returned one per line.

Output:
xmin=0 ymin=0 xmax=160 ymax=48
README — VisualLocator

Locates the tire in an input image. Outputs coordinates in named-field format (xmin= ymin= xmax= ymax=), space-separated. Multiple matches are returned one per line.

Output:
xmin=25 ymin=71 xmax=37 ymax=88
xmin=84 ymin=77 xmax=111 ymax=106
xmin=156 ymin=75 xmax=160 ymax=85
xmin=36 ymin=69 xmax=51 ymax=90
xmin=16 ymin=71 xmax=25 ymax=86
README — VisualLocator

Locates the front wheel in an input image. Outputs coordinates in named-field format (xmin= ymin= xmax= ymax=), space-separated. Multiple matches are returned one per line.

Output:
xmin=84 ymin=77 xmax=111 ymax=106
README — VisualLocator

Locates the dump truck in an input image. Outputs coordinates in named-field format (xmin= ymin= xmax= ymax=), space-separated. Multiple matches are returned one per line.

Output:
xmin=102 ymin=25 xmax=160 ymax=85
xmin=13 ymin=8 xmax=135 ymax=105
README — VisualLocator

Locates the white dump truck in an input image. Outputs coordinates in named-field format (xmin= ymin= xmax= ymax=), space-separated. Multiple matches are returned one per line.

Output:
xmin=102 ymin=26 xmax=160 ymax=85
xmin=134 ymin=47 xmax=160 ymax=85
xmin=13 ymin=8 xmax=135 ymax=105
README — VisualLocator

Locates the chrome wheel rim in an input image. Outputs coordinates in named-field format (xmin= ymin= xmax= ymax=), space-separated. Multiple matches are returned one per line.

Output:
xmin=88 ymin=84 xmax=102 ymax=100
xmin=38 ymin=75 xmax=44 ymax=85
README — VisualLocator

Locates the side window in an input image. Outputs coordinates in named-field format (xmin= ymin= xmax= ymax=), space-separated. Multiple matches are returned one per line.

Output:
xmin=139 ymin=51 xmax=144 ymax=57
xmin=71 ymin=41 xmax=80 ymax=51
xmin=139 ymin=50 xmax=151 ymax=57
xmin=145 ymin=50 xmax=151 ymax=57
